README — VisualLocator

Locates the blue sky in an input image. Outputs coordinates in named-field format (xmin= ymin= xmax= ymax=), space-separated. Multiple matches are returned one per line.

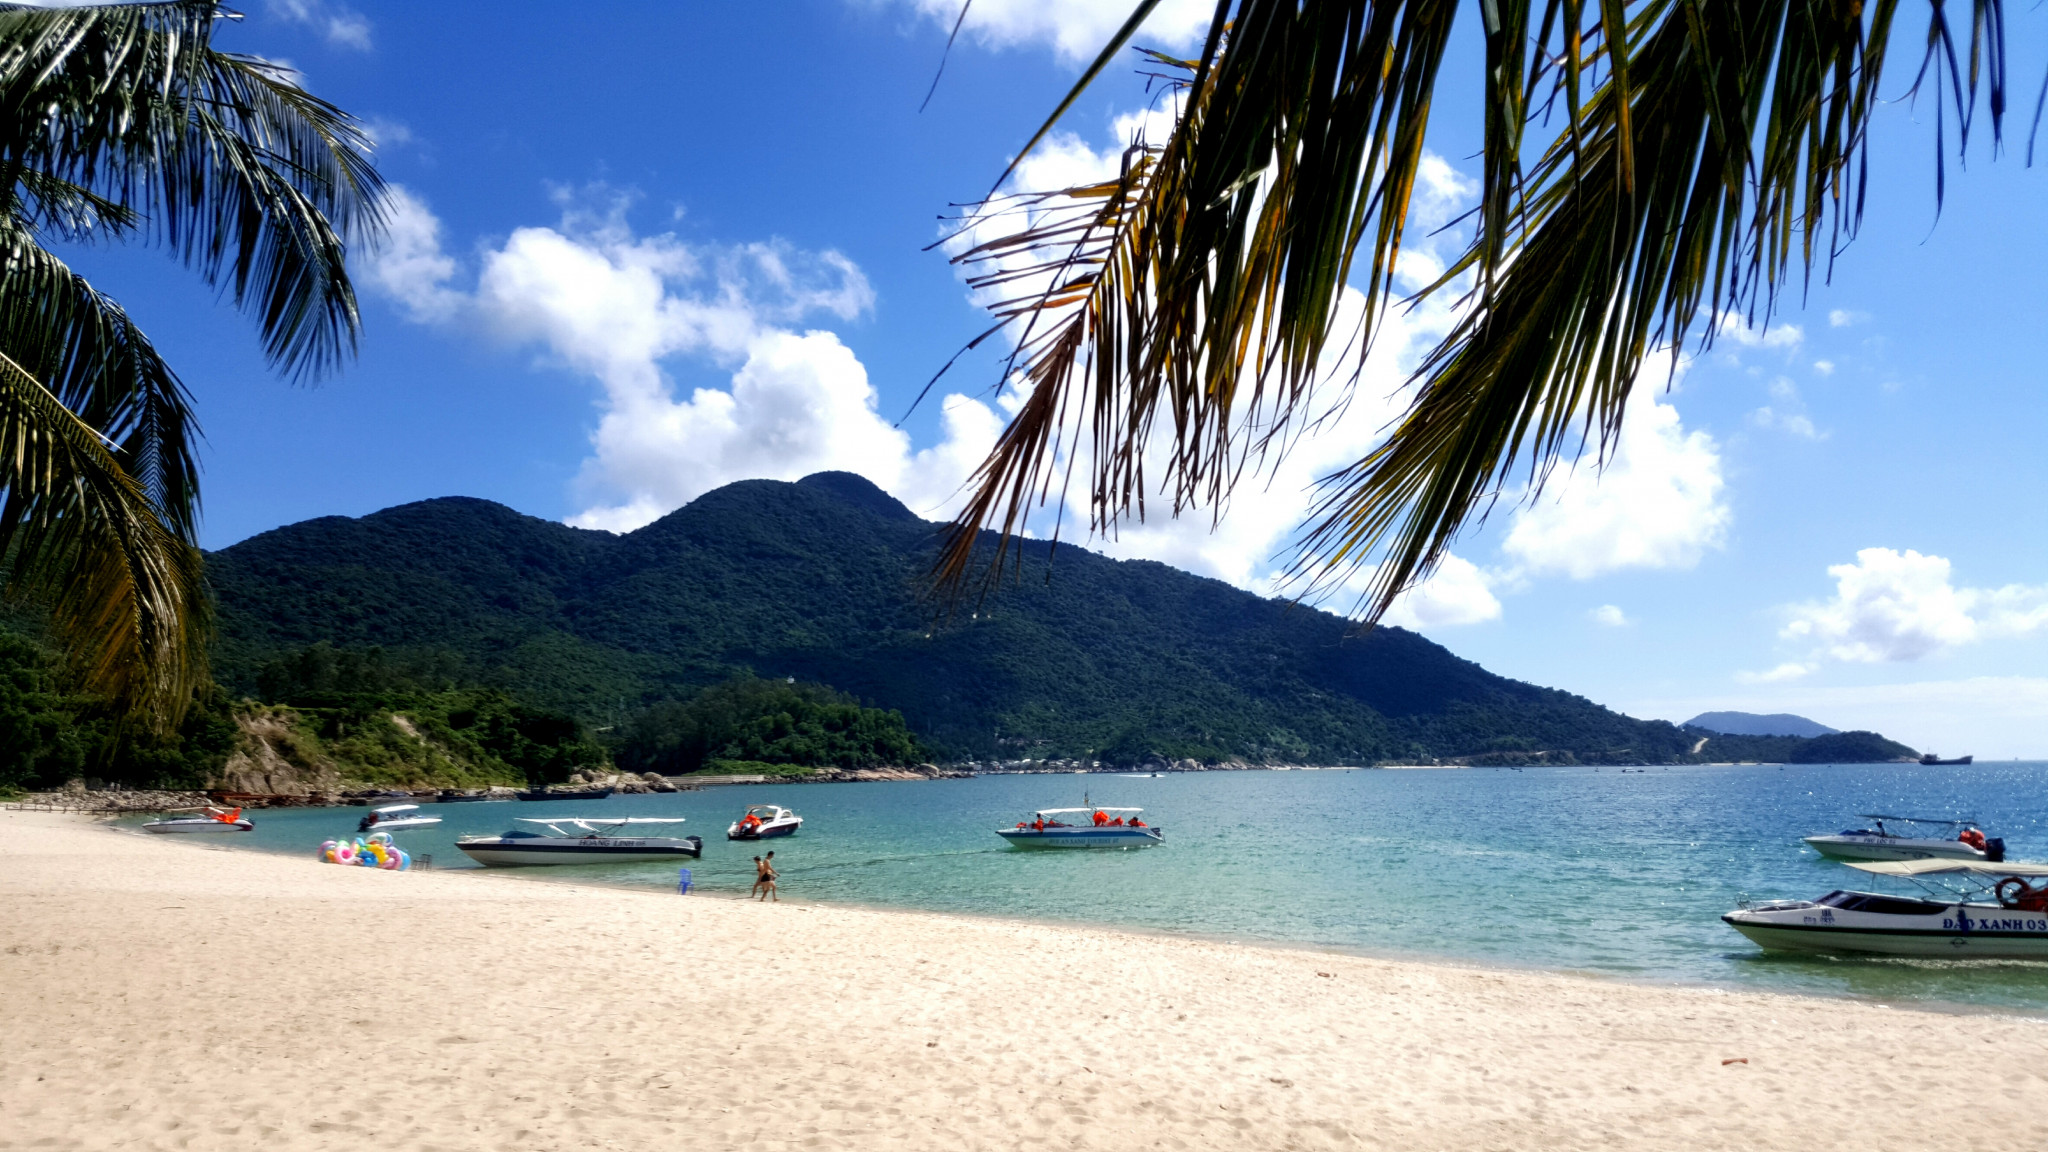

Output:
xmin=61 ymin=1 xmax=2048 ymax=755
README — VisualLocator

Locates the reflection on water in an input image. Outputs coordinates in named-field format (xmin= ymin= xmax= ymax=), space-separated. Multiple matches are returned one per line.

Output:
xmin=153 ymin=761 xmax=2048 ymax=1012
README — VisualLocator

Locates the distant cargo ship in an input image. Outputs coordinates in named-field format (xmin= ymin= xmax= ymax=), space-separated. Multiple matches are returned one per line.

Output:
xmin=1919 ymin=753 xmax=1974 ymax=766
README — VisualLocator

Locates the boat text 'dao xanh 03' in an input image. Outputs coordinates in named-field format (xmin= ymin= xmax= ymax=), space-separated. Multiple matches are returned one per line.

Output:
xmin=1801 ymin=814 xmax=2003 ymax=862
xmin=1722 ymin=858 xmax=2048 ymax=959
xmin=455 ymin=817 xmax=702 ymax=866
xmin=997 ymin=808 xmax=1162 ymax=849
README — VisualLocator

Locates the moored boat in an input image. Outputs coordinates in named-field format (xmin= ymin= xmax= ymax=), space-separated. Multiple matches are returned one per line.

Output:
xmin=1723 ymin=858 xmax=2048 ymax=958
xmin=357 ymin=803 xmax=443 ymax=833
xmin=1920 ymin=753 xmax=1974 ymax=765
xmin=455 ymin=817 xmax=700 ymax=866
xmin=727 ymin=804 xmax=802 ymax=840
xmin=1802 ymin=814 xmax=2001 ymax=862
xmin=997 ymin=807 xmax=1162 ymax=849
xmin=141 ymin=806 xmax=253 ymax=834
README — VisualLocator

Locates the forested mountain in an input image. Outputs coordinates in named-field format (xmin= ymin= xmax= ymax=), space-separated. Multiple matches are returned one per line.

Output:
xmin=205 ymin=473 xmax=1907 ymax=767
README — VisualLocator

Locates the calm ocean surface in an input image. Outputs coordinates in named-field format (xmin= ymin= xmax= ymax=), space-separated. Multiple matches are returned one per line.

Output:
xmin=160 ymin=761 xmax=2048 ymax=1012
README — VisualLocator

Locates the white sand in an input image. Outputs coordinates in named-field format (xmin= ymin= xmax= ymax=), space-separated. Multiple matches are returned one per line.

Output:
xmin=3 ymin=810 xmax=2045 ymax=1151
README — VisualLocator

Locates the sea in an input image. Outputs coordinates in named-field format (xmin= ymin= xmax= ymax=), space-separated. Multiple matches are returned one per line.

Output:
xmin=154 ymin=761 xmax=2048 ymax=1013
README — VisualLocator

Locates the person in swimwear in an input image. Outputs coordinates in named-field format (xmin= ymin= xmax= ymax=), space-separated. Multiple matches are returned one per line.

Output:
xmin=756 ymin=851 xmax=779 ymax=902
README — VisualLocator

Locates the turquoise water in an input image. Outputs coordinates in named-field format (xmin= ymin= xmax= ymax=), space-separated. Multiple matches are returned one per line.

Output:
xmin=162 ymin=762 xmax=2048 ymax=1012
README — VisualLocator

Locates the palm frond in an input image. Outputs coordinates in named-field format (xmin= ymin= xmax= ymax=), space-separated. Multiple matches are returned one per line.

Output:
xmin=0 ymin=216 xmax=200 ymax=541
xmin=0 ymin=0 xmax=386 ymax=380
xmin=939 ymin=0 xmax=2011 ymax=620
xmin=0 ymin=347 xmax=205 ymax=729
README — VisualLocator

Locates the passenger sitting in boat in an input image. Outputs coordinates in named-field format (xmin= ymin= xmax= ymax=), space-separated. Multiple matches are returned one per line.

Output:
xmin=1092 ymin=810 xmax=1108 ymax=826
xmin=1110 ymin=816 xmax=1124 ymax=826
xmin=1033 ymin=818 xmax=1044 ymax=831
xmin=1130 ymin=818 xmax=1145 ymax=828
xmin=1960 ymin=827 xmax=1988 ymax=850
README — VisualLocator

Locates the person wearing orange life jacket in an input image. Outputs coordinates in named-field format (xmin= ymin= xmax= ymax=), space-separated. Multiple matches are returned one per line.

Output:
xmin=1092 ymin=810 xmax=1108 ymax=826
xmin=1960 ymin=827 xmax=1988 ymax=851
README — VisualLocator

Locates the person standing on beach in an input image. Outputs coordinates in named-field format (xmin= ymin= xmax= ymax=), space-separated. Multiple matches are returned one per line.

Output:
xmin=757 ymin=850 xmax=778 ymax=902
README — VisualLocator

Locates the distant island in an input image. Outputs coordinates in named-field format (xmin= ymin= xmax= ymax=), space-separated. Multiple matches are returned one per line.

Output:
xmin=1683 ymin=711 xmax=1840 ymax=738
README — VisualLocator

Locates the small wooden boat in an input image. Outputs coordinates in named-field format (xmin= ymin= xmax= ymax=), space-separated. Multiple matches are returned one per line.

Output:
xmin=515 ymin=786 xmax=614 ymax=801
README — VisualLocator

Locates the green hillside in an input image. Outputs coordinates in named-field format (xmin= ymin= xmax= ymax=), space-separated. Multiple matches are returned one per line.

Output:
xmin=203 ymin=473 xmax=1908 ymax=767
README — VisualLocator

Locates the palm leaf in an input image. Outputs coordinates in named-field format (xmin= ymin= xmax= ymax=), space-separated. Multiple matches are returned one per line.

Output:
xmin=0 ymin=0 xmax=385 ymax=380
xmin=938 ymin=0 xmax=2010 ymax=621
xmin=0 ymin=347 xmax=205 ymax=728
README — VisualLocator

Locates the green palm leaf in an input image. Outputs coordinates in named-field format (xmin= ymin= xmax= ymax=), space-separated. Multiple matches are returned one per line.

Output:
xmin=0 ymin=1 xmax=385 ymax=728
xmin=938 ymin=0 xmax=2010 ymax=620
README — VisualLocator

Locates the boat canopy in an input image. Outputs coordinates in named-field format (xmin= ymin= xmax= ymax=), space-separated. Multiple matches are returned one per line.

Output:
xmin=371 ymin=803 xmax=419 ymax=815
xmin=1032 ymin=807 xmax=1142 ymax=815
xmin=1845 ymin=859 xmax=2048 ymax=877
xmin=1854 ymin=813 xmax=1981 ymax=825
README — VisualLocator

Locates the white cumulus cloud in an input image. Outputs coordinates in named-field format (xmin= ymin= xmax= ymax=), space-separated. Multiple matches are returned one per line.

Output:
xmin=268 ymin=0 xmax=371 ymax=50
xmin=1500 ymin=393 xmax=1729 ymax=579
xmin=881 ymin=0 xmax=1215 ymax=63
xmin=364 ymin=185 xmax=998 ymax=531
xmin=1781 ymin=548 xmax=2048 ymax=663
xmin=1589 ymin=604 xmax=1629 ymax=627
xmin=1734 ymin=662 xmax=1813 ymax=684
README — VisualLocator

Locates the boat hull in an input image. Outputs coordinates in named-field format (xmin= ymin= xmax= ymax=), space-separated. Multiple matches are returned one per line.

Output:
xmin=728 ymin=820 xmax=800 ymax=840
xmin=455 ymin=835 xmax=702 ymax=866
xmin=359 ymin=817 xmax=442 ymax=832
xmin=142 ymin=819 xmax=253 ymax=834
xmin=1802 ymin=834 xmax=1985 ymax=862
xmin=996 ymin=826 xmax=1163 ymax=849
xmin=1724 ymin=897 xmax=2048 ymax=959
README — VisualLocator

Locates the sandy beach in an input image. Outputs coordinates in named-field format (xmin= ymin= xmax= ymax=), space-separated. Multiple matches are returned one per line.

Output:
xmin=3 ymin=811 xmax=2045 ymax=1151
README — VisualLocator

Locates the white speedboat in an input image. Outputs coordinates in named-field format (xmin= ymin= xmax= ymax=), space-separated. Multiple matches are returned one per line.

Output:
xmin=1723 ymin=858 xmax=2048 ymax=958
xmin=455 ymin=817 xmax=702 ymax=867
xmin=727 ymin=804 xmax=802 ymax=840
xmin=141 ymin=806 xmax=252 ymax=833
xmin=1802 ymin=814 xmax=2001 ymax=862
xmin=357 ymin=803 xmax=443 ymax=833
xmin=997 ymin=807 xmax=1162 ymax=849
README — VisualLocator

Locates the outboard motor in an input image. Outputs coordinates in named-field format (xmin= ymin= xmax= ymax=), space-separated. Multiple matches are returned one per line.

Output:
xmin=1985 ymin=837 xmax=2007 ymax=863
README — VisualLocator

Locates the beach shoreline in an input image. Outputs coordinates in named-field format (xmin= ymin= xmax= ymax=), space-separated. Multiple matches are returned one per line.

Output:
xmin=5 ymin=810 xmax=2046 ymax=1151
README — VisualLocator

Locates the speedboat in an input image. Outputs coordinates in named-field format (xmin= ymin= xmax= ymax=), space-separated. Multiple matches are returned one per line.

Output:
xmin=1802 ymin=814 xmax=2002 ymax=862
xmin=455 ymin=817 xmax=701 ymax=866
xmin=727 ymin=804 xmax=802 ymax=840
xmin=1723 ymin=858 xmax=2048 ymax=958
xmin=357 ymin=803 xmax=443 ymax=833
xmin=141 ymin=806 xmax=253 ymax=833
xmin=997 ymin=807 xmax=1162 ymax=849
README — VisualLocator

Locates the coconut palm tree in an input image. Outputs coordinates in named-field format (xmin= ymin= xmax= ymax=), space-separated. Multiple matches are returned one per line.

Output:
xmin=0 ymin=0 xmax=382 ymax=728
xmin=938 ymin=1 xmax=2014 ymax=618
